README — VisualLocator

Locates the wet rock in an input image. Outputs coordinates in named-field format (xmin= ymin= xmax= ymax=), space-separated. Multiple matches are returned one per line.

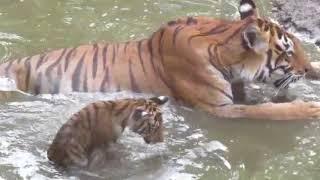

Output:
xmin=272 ymin=0 xmax=320 ymax=45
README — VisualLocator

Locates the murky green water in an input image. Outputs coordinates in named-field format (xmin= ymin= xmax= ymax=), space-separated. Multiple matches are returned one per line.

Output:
xmin=1 ymin=0 xmax=320 ymax=180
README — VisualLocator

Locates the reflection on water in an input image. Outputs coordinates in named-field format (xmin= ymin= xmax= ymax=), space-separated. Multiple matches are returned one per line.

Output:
xmin=0 ymin=0 xmax=320 ymax=179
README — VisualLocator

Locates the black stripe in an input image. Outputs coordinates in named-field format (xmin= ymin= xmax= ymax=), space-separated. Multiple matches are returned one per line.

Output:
xmin=275 ymin=53 xmax=285 ymax=66
xmin=158 ymin=28 xmax=165 ymax=66
xmin=100 ymin=67 xmax=109 ymax=92
xmin=167 ymin=20 xmax=177 ymax=26
xmin=158 ymin=69 xmax=171 ymax=91
xmin=257 ymin=70 xmax=265 ymax=81
xmin=186 ymin=17 xmax=197 ymax=25
xmin=275 ymin=44 xmax=283 ymax=52
xmin=274 ymin=74 xmax=291 ymax=88
xmin=207 ymin=44 xmax=229 ymax=80
xmin=83 ymin=68 xmax=88 ymax=92
xmin=173 ymin=26 xmax=184 ymax=46
xmin=92 ymin=103 xmax=99 ymax=122
xmin=253 ymin=66 xmax=261 ymax=79
xmin=124 ymin=42 xmax=129 ymax=53
xmin=34 ymin=72 xmax=42 ymax=94
xmin=51 ymin=64 xmax=62 ymax=94
xmin=36 ymin=55 xmax=46 ymax=70
xmin=198 ymin=24 xmax=229 ymax=36
xmin=4 ymin=60 xmax=14 ymax=77
xmin=102 ymin=44 xmax=108 ymax=70
xmin=121 ymin=117 xmax=129 ymax=132
xmin=46 ymin=48 xmax=68 ymax=81
xmin=84 ymin=107 xmax=92 ymax=130
xmin=16 ymin=58 xmax=23 ymax=64
xmin=64 ymin=48 xmax=76 ymax=72
xmin=114 ymin=102 xmax=130 ymax=116
xmin=112 ymin=45 xmax=116 ymax=65
xmin=24 ymin=57 xmax=32 ymax=91
xmin=92 ymin=44 xmax=99 ymax=79
xmin=137 ymin=41 xmax=147 ymax=74
xmin=147 ymin=34 xmax=158 ymax=75
xmin=109 ymin=101 xmax=115 ymax=111
xmin=206 ymin=45 xmax=233 ymax=100
xmin=266 ymin=50 xmax=273 ymax=73
xmin=284 ymin=67 xmax=293 ymax=74
xmin=79 ymin=110 xmax=89 ymax=129
xmin=219 ymin=19 xmax=255 ymax=45
xmin=72 ymin=52 xmax=87 ymax=91
xmin=188 ymin=24 xmax=229 ymax=44
xmin=129 ymin=59 xmax=141 ymax=93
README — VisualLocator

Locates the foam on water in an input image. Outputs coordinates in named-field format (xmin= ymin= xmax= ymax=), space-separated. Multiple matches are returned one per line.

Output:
xmin=0 ymin=91 xmax=230 ymax=180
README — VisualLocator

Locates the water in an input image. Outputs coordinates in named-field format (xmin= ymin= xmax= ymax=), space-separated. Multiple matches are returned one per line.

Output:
xmin=0 ymin=0 xmax=320 ymax=179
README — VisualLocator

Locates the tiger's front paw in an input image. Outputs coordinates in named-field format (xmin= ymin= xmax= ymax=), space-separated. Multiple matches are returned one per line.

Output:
xmin=292 ymin=100 xmax=320 ymax=120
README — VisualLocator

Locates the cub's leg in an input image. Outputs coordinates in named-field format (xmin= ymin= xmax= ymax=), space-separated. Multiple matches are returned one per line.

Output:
xmin=205 ymin=100 xmax=320 ymax=121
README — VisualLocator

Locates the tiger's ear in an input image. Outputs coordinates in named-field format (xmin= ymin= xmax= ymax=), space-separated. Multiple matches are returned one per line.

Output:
xmin=149 ymin=96 xmax=169 ymax=105
xmin=239 ymin=0 xmax=259 ymax=19
xmin=242 ymin=25 xmax=269 ymax=54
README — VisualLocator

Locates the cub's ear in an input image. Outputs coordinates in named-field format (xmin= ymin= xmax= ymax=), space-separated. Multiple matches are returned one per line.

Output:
xmin=149 ymin=96 xmax=169 ymax=105
xmin=242 ymin=25 xmax=268 ymax=54
xmin=239 ymin=0 xmax=259 ymax=19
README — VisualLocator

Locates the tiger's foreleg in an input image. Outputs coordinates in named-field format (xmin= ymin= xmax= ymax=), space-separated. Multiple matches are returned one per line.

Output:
xmin=205 ymin=100 xmax=320 ymax=121
xmin=170 ymin=74 xmax=320 ymax=121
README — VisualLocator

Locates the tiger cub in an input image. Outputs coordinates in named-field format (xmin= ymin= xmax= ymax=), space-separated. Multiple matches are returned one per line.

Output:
xmin=47 ymin=96 xmax=168 ymax=168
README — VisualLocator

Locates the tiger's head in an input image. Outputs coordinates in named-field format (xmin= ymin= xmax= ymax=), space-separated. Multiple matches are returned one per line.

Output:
xmin=238 ymin=0 xmax=312 ymax=89
xmin=129 ymin=96 xmax=169 ymax=144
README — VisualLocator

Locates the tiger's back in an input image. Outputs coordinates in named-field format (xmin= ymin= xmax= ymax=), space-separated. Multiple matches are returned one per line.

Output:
xmin=0 ymin=41 xmax=171 ymax=95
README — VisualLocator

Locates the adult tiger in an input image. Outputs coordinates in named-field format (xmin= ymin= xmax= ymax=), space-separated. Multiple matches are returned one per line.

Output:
xmin=0 ymin=0 xmax=320 ymax=120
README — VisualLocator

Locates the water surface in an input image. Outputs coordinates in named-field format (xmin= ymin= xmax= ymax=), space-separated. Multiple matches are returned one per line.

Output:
xmin=1 ymin=0 xmax=320 ymax=179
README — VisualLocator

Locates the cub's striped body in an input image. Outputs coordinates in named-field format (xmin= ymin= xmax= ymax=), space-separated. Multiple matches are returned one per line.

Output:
xmin=1 ymin=0 xmax=320 ymax=121
xmin=47 ymin=96 xmax=168 ymax=168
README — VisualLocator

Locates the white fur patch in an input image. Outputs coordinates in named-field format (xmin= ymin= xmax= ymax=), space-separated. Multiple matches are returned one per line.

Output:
xmin=276 ymin=35 xmax=294 ymax=53
xmin=239 ymin=3 xmax=252 ymax=13
xmin=158 ymin=96 xmax=166 ymax=101
xmin=141 ymin=111 xmax=148 ymax=116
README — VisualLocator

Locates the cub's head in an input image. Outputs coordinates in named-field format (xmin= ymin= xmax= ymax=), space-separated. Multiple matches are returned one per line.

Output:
xmin=238 ymin=0 xmax=312 ymax=89
xmin=130 ymin=96 xmax=169 ymax=144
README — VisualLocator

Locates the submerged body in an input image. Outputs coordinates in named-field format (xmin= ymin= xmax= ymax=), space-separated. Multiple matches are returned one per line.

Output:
xmin=47 ymin=96 xmax=168 ymax=168
xmin=1 ymin=0 xmax=320 ymax=121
